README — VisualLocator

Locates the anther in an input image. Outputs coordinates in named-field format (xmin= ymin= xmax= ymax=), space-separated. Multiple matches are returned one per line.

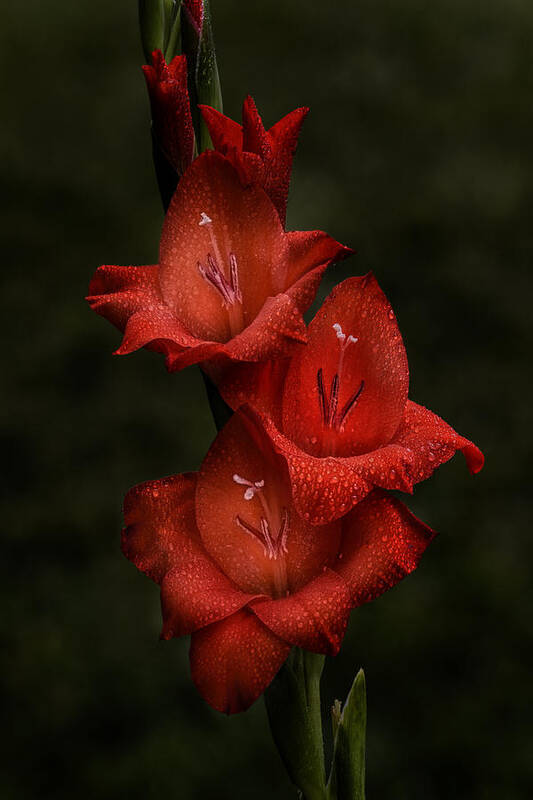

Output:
xmin=338 ymin=380 xmax=365 ymax=430
xmin=328 ymin=373 xmax=340 ymax=427
xmin=198 ymin=253 xmax=242 ymax=307
xmin=235 ymin=508 xmax=289 ymax=560
xmin=317 ymin=368 xmax=328 ymax=424
xmin=228 ymin=252 xmax=242 ymax=303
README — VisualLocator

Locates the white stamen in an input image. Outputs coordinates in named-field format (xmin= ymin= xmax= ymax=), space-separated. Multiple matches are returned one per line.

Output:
xmin=233 ymin=473 xmax=265 ymax=501
xmin=199 ymin=212 xmax=212 ymax=227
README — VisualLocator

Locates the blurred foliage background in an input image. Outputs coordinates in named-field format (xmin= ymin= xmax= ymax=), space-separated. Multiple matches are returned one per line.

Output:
xmin=2 ymin=0 xmax=532 ymax=797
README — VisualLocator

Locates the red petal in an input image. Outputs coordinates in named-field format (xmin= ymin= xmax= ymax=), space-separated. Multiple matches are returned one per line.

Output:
xmin=390 ymin=400 xmax=485 ymax=480
xmin=199 ymin=105 xmax=266 ymax=190
xmin=242 ymin=96 xmax=271 ymax=160
xmin=251 ymin=568 xmax=351 ymax=655
xmin=190 ymin=609 xmax=290 ymax=713
xmin=159 ymin=151 xmax=288 ymax=341
xmin=284 ymin=231 xmax=354 ymax=299
xmin=122 ymin=473 xmax=197 ymax=584
xmin=123 ymin=473 xmax=258 ymax=638
xmin=223 ymin=292 xmax=308 ymax=361
xmin=205 ymin=242 xmax=352 ymax=414
xmin=160 ymin=561 xmax=258 ymax=640
xmin=87 ymin=264 xmax=161 ymax=332
xmin=335 ymin=491 xmax=436 ymax=605
xmin=263 ymin=105 xmax=309 ymax=223
xmin=204 ymin=357 xmax=291 ymax=427
xmin=109 ymin=288 xmax=309 ymax=373
xmin=201 ymin=98 xmax=310 ymax=224
xmin=256 ymin=398 xmax=483 ymax=526
xmin=199 ymin=104 xmax=243 ymax=153
xmin=204 ymin=237 xmax=352 ymax=408
xmin=196 ymin=409 xmax=341 ymax=596
xmin=282 ymin=274 xmax=409 ymax=459
xmin=255 ymin=412 xmax=373 ymax=525
xmin=116 ymin=306 xmax=223 ymax=369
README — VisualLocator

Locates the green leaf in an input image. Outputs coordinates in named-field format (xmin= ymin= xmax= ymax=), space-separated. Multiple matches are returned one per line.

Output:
xmin=164 ymin=0 xmax=183 ymax=61
xmin=328 ymin=669 xmax=367 ymax=800
xmin=331 ymin=699 xmax=342 ymax=742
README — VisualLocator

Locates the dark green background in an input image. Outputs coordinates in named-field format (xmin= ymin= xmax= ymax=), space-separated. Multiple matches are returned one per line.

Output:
xmin=2 ymin=0 xmax=532 ymax=797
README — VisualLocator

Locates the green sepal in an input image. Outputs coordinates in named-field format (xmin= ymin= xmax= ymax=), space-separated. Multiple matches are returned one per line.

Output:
xmin=164 ymin=0 xmax=182 ymax=62
xmin=139 ymin=0 xmax=166 ymax=62
xmin=139 ymin=1 xmax=183 ymax=63
xmin=181 ymin=0 xmax=223 ymax=152
xmin=328 ymin=669 xmax=367 ymax=800
xmin=265 ymin=650 xmax=327 ymax=800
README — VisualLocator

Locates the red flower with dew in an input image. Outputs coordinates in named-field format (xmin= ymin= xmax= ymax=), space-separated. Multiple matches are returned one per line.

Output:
xmin=122 ymin=409 xmax=435 ymax=713
xmin=200 ymin=96 xmax=309 ymax=224
xmin=143 ymin=50 xmax=195 ymax=177
xmin=213 ymin=275 xmax=484 ymax=525
xmin=87 ymin=151 xmax=351 ymax=372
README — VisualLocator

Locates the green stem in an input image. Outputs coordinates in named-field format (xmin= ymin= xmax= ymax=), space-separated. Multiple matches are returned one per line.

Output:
xmin=201 ymin=370 xmax=233 ymax=432
xmin=265 ymin=649 xmax=327 ymax=800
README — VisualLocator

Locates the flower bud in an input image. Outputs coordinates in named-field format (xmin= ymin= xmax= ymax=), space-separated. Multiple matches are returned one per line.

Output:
xmin=329 ymin=669 xmax=367 ymax=800
xmin=181 ymin=0 xmax=223 ymax=151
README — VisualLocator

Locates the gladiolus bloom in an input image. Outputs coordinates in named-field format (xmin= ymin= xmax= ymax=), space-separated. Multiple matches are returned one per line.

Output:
xmin=87 ymin=151 xmax=351 ymax=372
xmin=142 ymin=50 xmax=195 ymax=177
xmin=200 ymin=96 xmax=309 ymax=224
xmin=122 ymin=409 xmax=435 ymax=713
xmin=215 ymin=275 xmax=484 ymax=525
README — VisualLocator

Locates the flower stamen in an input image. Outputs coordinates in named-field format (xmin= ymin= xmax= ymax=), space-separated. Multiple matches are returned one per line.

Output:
xmin=316 ymin=323 xmax=364 ymax=431
xmin=198 ymin=212 xmax=242 ymax=308
xmin=236 ymin=508 xmax=289 ymax=560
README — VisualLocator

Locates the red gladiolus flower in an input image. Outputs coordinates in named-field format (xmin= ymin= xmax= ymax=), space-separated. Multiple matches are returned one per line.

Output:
xmin=87 ymin=151 xmax=351 ymax=372
xmin=142 ymin=50 xmax=195 ymax=177
xmin=215 ymin=275 xmax=484 ymax=525
xmin=122 ymin=409 xmax=435 ymax=713
xmin=200 ymin=96 xmax=309 ymax=224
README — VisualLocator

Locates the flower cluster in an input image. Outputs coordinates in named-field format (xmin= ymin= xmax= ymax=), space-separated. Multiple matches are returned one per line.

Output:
xmin=88 ymin=51 xmax=483 ymax=713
